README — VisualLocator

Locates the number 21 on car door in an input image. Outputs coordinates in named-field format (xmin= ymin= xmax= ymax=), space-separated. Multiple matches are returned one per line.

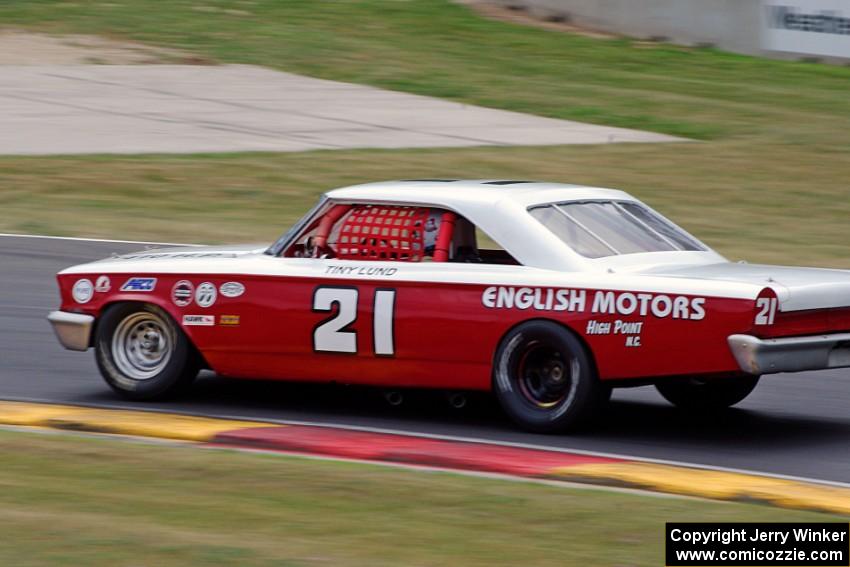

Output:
xmin=311 ymin=286 xmax=397 ymax=357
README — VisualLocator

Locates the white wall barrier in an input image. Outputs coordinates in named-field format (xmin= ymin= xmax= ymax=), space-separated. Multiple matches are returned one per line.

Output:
xmin=492 ymin=0 xmax=850 ymax=61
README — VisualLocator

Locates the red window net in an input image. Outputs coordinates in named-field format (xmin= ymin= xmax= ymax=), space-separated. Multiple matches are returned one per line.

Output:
xmin=336 ymin=205 xmax=428 ymax=261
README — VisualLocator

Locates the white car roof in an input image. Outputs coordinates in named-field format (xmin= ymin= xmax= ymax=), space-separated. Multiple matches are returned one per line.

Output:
xmin=325 ymin=179 xmax=634 ymax=209
xmin=320 ymin=179 xmax=720 ymax=272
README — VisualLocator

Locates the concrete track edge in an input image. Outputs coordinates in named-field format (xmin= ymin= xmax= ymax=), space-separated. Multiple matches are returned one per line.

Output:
xmin=0 ymin=401 xmax=846 ymax=515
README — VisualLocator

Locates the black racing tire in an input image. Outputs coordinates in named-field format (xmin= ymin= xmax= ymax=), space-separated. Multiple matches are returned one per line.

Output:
xmin=492 ymin=320 xmax=605 ymax=433
xmin=95 ymin=303 xmax=200 ymax=400
xmin=655 ymin=375 xmax=760 ymax=411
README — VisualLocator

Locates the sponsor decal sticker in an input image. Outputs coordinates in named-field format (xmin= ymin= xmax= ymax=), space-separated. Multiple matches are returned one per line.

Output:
xmin=586 ymin=320 xmax=643 ymax=347
xmin=219 ymin=315 xmax=240 ymax=326
xmin=195 ymin=282 xmax=217 ymax=308
xmin=94 ymin=275 xmax=111 ymax=293
xmin=120 ymin=277 xmax=157 ymax=292
xmin=72 ymin=279 xmax=94 ymax=304
xmin=183 ymin=315 xmax=214 ymax=326
xmin=481 ymin=286 xmax=706 ymax=321
xmin=171 ymin=280 xmax=194 ymax=307
xmin=219 ymin=281 xmax=245 ymax=298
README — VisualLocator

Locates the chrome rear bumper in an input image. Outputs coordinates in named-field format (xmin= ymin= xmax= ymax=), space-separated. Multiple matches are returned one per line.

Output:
xmin=47 ymin=311 xmax=95 ymax=351
xmin=728 ymin=333 xmax=850 ymax=375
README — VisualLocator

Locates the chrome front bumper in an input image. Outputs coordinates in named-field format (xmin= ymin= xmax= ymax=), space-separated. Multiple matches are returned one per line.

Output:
xmin=728 ymin=333 xmax=850 ymax=375
xmin=47 ymin=311 xmax=95 ymax=351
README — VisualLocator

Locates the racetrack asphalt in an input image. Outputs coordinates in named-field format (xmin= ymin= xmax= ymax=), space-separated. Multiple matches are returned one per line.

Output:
xmin=2 ymin=234 xmax=848 ymax=484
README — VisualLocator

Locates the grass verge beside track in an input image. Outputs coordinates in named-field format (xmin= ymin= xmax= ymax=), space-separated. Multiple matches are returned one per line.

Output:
xmin=0 ymin=428 xmax=843 ymax=567
xmin=2 ymin=141 xmax=849 ymax=267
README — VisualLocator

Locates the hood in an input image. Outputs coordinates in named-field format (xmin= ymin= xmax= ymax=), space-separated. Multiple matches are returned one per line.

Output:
xmin=98 ymin=243 xmax=268 ymax=262
xmin=642 ymin=262 xmax=850 ymax=312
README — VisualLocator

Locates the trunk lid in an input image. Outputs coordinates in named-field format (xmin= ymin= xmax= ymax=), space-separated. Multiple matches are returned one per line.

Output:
xmin=641 ymin=262 xmax=850 ymax=311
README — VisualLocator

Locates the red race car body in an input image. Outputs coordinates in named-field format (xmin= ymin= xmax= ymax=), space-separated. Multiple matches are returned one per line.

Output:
xmin=48 ymin=180 xmax=850 ymax=430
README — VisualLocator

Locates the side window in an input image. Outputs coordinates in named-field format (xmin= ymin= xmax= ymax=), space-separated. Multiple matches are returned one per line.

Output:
xmin=470 ymin=225 xmax=519 ymax=265
xmin=337 ymin=205 xmax=430 ymax=261
xmin=284 ymin=203 xmax=434 ymax=261
xmin=447 ymin=217 xmax=518 ymax=265
xmin=284 ymin=202 xmax=518 ymax=265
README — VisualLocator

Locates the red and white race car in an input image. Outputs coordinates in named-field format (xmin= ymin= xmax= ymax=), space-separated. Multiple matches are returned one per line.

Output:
xmin=49 ymin=180 xmax=850 ymax=431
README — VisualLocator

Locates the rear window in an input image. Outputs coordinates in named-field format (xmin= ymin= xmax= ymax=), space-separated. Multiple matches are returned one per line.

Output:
xmin=529 ymin=201 xmax=706 ymax=259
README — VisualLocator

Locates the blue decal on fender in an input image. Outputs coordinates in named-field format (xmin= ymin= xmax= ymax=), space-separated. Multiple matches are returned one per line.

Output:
xmin=120 ymin=277 xmax=157 ymax=292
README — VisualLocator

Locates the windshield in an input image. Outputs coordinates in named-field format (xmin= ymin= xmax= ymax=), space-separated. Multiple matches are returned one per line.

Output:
xmin=529 ymin=201 xmax=706 ymax=259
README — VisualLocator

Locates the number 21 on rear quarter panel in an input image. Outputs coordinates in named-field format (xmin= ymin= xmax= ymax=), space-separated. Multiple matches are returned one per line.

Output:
xmin=755 ymin=297 xmax=778 ymax=325
xmin=312 ymin=286 xmax=396 ymax=356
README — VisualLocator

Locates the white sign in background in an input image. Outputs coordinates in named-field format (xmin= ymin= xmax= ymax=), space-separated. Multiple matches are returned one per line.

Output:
xmin=762 ymin=0 xmax=850 ymax=58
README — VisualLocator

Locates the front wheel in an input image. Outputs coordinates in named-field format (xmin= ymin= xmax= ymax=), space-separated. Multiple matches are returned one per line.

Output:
xmin=95 ymin=303 xmax=199 ymax=400
xmin=655 ymin=375 xmax=760 ymax=411
xmin=493 ymin=321 xmax=605 ymax=433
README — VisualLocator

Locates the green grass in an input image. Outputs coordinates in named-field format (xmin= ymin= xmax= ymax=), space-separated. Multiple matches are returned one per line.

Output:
xmin=2 ymin=141 xmax=849 ymax=267
xmin=0 ymin=428 xmax=843 ymax=567
xmin=1 ymin=0 xmax=849 ymax=142
xmin=0 ymin=0 xmax=848 ymax=266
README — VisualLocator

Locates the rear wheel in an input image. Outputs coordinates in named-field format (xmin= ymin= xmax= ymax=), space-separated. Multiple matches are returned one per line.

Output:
xmin=655 ymin=375 xmax=760 ymax=411
xmin=493 ymin=321 xmax=605 ymax=433
xmin=95 ymin=303 xmax=199 ymax=400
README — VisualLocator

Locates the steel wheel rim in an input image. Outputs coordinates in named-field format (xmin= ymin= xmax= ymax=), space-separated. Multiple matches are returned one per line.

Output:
xmin=111 ymin=312 xmax=173 ymax=380
xmin=516 ymin=341 xmax=575 ymax=408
